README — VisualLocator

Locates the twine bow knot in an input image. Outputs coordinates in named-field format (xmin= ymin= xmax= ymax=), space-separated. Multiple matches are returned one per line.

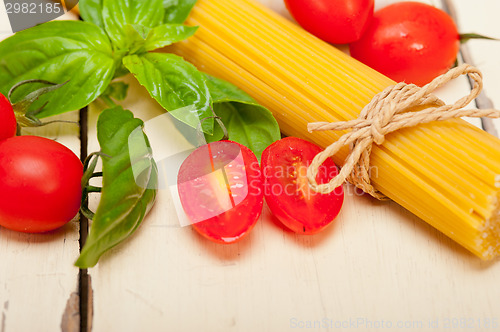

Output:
xmin=307 ymin=64 xmax=500 ymax=200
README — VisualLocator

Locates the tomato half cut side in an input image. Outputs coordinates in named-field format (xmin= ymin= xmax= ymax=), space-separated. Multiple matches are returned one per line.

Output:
xmin=177 ymin=141 xmax=263 ymax=244
xmin=261 ymin=137 xmax=344 ymax=234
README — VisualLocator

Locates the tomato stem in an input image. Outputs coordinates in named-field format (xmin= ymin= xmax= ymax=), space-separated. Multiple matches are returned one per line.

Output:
xmin=8 ymin=79 xmax=63 ymax=102
xmin=8 ymin=79 xmax=70 ymax=129
xmin=100 ymin=95 xmax=117 ymax=108
xmin=79 ymin=151 xmax=112 ymax=220
xmin=80 ymin=203 xmax=95 ymax=220
xmin=89 ymin=172 xmax=103 ymax=179
xmin=197 ymin=114 xmax=228 ymax=146
xmin=215 ymin=116 xmax=229 ymax=140
xmin=85 ymin=186 xmax=102 ymax=193
xmin=459 ymin=33 xmax=498 ymax=43
xmin=209 ymin=104 xmax=229 ymax=140
xmin=80 ymin=185 xmax=102 ymax=221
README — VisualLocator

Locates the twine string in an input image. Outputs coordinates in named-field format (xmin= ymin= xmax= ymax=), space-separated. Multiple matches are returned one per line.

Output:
xmin=306 ymin=64 xmax=500 ymax=200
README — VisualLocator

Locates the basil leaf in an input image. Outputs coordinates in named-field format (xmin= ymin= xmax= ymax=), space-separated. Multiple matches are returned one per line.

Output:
xmin=123 ymin=53 xmax=213 ymax=134
xmin=0 ymin=21 xmax=115 ymax=117
xmin=130 ymin=24 xmax=152 ymax=39
xmin=204 ymin=75 xmax=280 ymax=160
xmin=205 ymin=74 xmax=258 ymax=105
xmin=163 ymin=0 xmax=177 ymax=11
xmin=142 ymin=24 xmax=198 ymax=51
xmin=125 ymin=23 xmax=198 ymax=54
xmin=207 ymin=102 xmax=280 ymax=161
xmin=75 ymin=106 xmax=158 ymax=268
xmin=122 ymin=24 xmax=151 ymax=54
xmin=163 ymin=0 xmax=197 ymax=24
xmin=79 ymin=0 xmax=104 ymax=28
xmin=102 ymin=0 xmax=165 ymax=51
xmin=113 ymin=63 xmax=131 ymax=79
xmin=102 ymin=81 xmax=129 ymax=101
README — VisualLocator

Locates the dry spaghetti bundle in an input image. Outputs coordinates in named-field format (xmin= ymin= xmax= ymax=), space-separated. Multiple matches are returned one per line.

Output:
xmin=169 ymin=0 xmax=500 ymax=259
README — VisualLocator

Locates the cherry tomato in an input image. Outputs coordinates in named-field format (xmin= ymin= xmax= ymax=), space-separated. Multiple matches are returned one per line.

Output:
xmin=0 ymin=93 xmax=17 ymax=141
xmin=284 ymin=0 xmax=374 ymax=44
xmin=350 ymin=1 xmax=460 ymax=86
xmin=177 ymin=141 xmax=263 ymax=244
xmin=0 ymin=136 xmax=83 ymax=233
xmin=261 ymin=137 xmax=344 ymax=234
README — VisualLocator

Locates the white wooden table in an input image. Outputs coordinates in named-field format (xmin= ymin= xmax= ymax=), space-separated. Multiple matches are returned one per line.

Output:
xmin=1 ymin=1 xmax=500 ymax=331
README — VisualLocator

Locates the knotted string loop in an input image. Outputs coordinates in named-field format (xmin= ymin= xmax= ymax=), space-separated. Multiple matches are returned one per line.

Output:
xmin=307 ymin=64 xmax=500 ymax=199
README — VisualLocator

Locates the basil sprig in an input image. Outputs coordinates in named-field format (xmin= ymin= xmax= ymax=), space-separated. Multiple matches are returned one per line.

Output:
xmin=0 ymin=21 xmax=115 ymax=117
xmin=0 ymin=0 xmax=280 ymax=266
xmin=0 ymin=0 xmax=280 ymax=155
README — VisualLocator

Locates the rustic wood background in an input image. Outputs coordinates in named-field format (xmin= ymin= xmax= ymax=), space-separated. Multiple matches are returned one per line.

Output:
xmin=1 ymin=0 xmax=499 ymax=331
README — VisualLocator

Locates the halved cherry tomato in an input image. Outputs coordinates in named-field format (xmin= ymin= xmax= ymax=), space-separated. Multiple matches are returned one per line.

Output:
xmin=261 ymin=137 xmax=344 ymax=234
xmin=0 ymin=136 xmax=83 ymax=233
xmin=284 ymin=0 xmax=375 ymax=44
xmin=350 ymin=2 xmax=460 ymax=86
xmin=177 ymin=140 xmax=263 ymax=244
xmin=0 ymin=93 xmax=16 ymax=141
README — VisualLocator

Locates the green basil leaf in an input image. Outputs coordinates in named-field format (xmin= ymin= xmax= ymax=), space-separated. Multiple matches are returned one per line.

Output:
xmin=123 ymin=53 xmax=213 ymax=134
xmin=102 ymin=81 xmax=129 ymax=101
xmin=205 ymin=74 xmax=257 ymax=105
xmin=102 ymin=0 xmax=165 ymax=51
xmin=163 ymin=0 xmax=176 ymax=11
xmin=75 ymin=106 xmax=158 ymax=268
xmin=142 ymin=24 xmax=198 ymax=52
xmin=163 ymin=0 xmax=197 ymax=24
xmin=79 ymin=0 xmax=104 ymax=28
xmin=0 ymin=21 xmax=115 ymax=117
xmin=207 ymin=102 xmax=280 ymax=161
xmin=203 ymin=74 xmax=280 ymax=160
xmin=122 ymin=24 xmax=151 ymax=54
xmin=130 ymin=24 xmax=152 ymax=39
xmin=113 ymin=63 xmax=131 ymax=79
xmin=125 ymin=23 xmax=198 ymax=54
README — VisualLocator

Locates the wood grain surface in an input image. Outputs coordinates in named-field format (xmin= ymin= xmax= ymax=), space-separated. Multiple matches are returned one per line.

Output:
xmin=0 ymin=1 xmax=499 ymax=331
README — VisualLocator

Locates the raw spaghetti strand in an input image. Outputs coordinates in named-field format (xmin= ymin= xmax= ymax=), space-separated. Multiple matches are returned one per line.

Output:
xmin=307 ymin=64 xmax=500 ymax=199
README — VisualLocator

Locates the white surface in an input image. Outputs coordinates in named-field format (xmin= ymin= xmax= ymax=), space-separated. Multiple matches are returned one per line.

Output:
xmin=0 ymin=13 xmax=81 ymax=332
xmin=1 ymin=1 xmax=500 ymax=331
xmin=0 ymin=113 xmax=81 ymax=332
xmin=0 ymin=0 xmax=12 ymax=37
xmin=451 ymin=0 xmax=500 ymax=133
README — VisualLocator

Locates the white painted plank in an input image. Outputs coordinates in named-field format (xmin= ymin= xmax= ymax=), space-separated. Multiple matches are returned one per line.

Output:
xmin=88 ymin=2 xmax=500 ymax=330
xmin=445 ymin=0 xmax=500 ymax=135
xmin=0 ymin=112 xmax=81 ymax=332
xmin=0 ymin=12 xmax=81 ymax=332
xmin=0 ymin=0 xmax=12 ymax=40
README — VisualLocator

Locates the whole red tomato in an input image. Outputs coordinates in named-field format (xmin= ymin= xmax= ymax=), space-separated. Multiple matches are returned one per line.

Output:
xmin=284 ymin=0 xmax=375 ymax=44
xmin=0 ymin=136 xmax=83 ymax=233
xmin=0 ymin=93 xmax=17 ymax=141
xmin=350 ymin=1 xmax=460 ymax=86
